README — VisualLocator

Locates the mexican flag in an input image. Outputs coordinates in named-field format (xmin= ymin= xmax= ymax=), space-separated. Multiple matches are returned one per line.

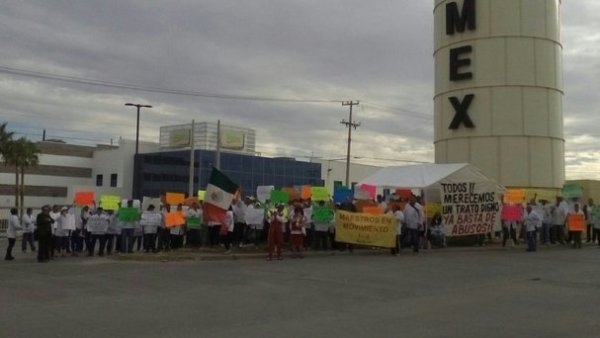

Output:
xmin=203 ymin=168 xmax=238 ymax=225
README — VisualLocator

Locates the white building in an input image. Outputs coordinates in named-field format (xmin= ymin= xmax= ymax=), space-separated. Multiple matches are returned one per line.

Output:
xmin=0 ymin=139 xmax=159 ymax=208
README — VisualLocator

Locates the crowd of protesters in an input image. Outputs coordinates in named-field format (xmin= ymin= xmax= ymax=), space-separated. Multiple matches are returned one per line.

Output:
xmin=3 ymin=192 xmax=597 ymax=262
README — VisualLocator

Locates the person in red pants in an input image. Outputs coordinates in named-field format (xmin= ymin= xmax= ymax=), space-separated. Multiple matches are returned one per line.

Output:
xmin=267 ymin=204 xmax=285 ymax=261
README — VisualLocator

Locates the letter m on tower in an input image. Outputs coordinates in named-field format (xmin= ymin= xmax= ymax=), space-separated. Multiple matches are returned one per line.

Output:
xmin=446 ymin=0 xmax=476 ymax=35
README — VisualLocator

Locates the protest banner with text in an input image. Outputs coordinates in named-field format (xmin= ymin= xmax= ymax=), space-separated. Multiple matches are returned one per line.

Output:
xmin=335 ymin=210 xmax=396 ymax=248
xmin=441 ymin=182 xmax=500 ymax=236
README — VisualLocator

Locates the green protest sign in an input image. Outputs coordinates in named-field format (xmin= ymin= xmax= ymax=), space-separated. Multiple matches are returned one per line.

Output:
xmin=118 ymin=207 xmax=139 ymax=222
xmin=313 ymin=205 xmax=334 ymax=223
xmin=187 ymin=216 xmax=201 ymax=229
xmin=561 ymin=184 xmax=583 ymax=199
xmin=270 ymin=190 xmax=289 ymax=203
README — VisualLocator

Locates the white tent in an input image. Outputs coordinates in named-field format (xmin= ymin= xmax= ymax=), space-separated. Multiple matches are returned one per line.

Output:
xmin=358 ymin=163 xmax=504 ymax=192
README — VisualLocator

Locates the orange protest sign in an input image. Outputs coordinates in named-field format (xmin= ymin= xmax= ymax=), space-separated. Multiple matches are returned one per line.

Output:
xmin=165 ymin=211 xmax=186 ymax=228
xmin=356 ymin=200 xmax=377 ymax=212
xmin=165 ymin=193 xmax=185 ymax=205
xmin=363 ymin=206 xmax=384 ymax=215
xmin=503 ymin=189 xmax=525 ymax=204
xmin=74 ymin=192 xmax=95 ymax=206
xmin=567 ymin=214 xmax=585 ymax=232
xmin=301 ymin=185 xmax=312 ymax=200
xmin=395 ymin=189 xmax=412 ymax=199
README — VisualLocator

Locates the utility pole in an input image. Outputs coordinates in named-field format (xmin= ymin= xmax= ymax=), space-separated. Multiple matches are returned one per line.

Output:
xmin=188 ymin=120 xmax=195 ymax=197
xmin=340 ymin=101 xmax=360 ymax=188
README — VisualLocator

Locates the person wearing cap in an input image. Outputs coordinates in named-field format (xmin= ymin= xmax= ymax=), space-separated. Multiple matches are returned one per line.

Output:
xmin=267 ymin=204 xmax=285 ymax=261
xmin=566 ymin=203 xmax=585 ymax=249
xmin=36 ymin=205 xmax=55 ymax=262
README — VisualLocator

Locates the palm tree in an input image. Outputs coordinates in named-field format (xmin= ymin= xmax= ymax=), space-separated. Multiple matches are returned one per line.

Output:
xmin=19 ymin=140 xmax=39 ymax=216
xmin=0 ymin=122 xmax=14 ymax=159
xmin=3 ymin=137 xmax=40 ymax=214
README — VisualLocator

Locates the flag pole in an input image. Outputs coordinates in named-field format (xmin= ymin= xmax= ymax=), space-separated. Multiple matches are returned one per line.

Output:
xmin=215 ymin=119 xmax=221 ymax=170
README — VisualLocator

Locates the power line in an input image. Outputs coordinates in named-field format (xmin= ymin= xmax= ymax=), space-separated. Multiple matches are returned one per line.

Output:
xmin=0 ymin=65 xmax=343 ymax=104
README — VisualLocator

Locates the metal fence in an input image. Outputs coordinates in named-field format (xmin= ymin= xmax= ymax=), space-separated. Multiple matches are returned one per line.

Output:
xmin=0 ymin=207 xmax=44 ymax=234
xmin=0 ymin=207 xmax=10 ymax=233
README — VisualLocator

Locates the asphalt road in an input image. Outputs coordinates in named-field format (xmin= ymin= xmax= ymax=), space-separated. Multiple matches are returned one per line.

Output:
xmin=1 ymin=245 xmax=599 ymax=338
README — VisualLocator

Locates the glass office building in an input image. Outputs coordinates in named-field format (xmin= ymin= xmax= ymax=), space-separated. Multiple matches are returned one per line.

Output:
xmin=133 ymin=150 xmax=323 ymax=199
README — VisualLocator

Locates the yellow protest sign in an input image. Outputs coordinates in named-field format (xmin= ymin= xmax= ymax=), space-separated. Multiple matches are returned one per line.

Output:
xmin=335 ymin=210 xmax=396 ymax=248
xmin=311 ymin=187 xmax=330 ymax=201
xmin=197 ymin=190 xmax=206 ymax=201
xmin=425 ymin=202 xmax=441 ymax=217
xmin=100 ymin=195 xmax=121 ymax=211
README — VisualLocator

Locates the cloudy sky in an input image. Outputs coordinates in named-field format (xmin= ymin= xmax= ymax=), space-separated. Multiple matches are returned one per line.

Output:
xmin=0 ymin=1 xmax=598 ymax=179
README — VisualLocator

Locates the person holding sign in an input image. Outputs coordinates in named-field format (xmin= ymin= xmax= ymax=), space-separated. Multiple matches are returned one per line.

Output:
xmin=119 ymin=200 xmax=140 ymax=253
xmin=140 ymin=204 xmax=162 ymax=253
xmin=186 ymin=202 xmax=203 ymax=248
xmin=170 ymin=204 xmax=186 ymax=250
xmin=566 ymin=204 xmax=585 ymax=249
xmin=87 ymin=207 xmax=110 ymax=256
xmin=312 ymin=201 xmax=333 ymax=251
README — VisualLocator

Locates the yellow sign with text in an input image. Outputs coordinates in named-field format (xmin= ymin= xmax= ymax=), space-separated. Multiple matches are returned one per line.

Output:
xmin=335 ymin=210 xmax=397 ymax=248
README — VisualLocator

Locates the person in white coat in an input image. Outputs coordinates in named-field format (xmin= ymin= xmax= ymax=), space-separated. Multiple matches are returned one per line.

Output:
xmin=523 ymin=205 xmax=542 ymax=252
xmin=21 ymin=207 xmax=36 ymax=253
xmin=6 ymin=208 xmax=22 ymax=260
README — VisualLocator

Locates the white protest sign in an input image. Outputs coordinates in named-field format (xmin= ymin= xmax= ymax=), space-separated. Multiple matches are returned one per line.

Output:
xmin=440 ymin=182 xmax=500 ymax=237
xmin=86 ymin=215 xmax=109 ymax=234
xmin=256 ymin=185 xmax=274 ymax=203
xmin=244 ymin=207 xmax=265 ymax=225
xmin=142 ymin=197 xmax=162 ymax=212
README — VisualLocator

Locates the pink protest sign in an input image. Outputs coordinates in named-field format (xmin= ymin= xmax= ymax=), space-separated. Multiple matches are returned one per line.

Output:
xmin=501 ymin=204 xmax=522 ymax=221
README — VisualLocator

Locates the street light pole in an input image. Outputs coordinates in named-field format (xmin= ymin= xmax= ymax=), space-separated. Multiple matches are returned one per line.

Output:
xmin=124 ymin=103 xmax=152 ymax=154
